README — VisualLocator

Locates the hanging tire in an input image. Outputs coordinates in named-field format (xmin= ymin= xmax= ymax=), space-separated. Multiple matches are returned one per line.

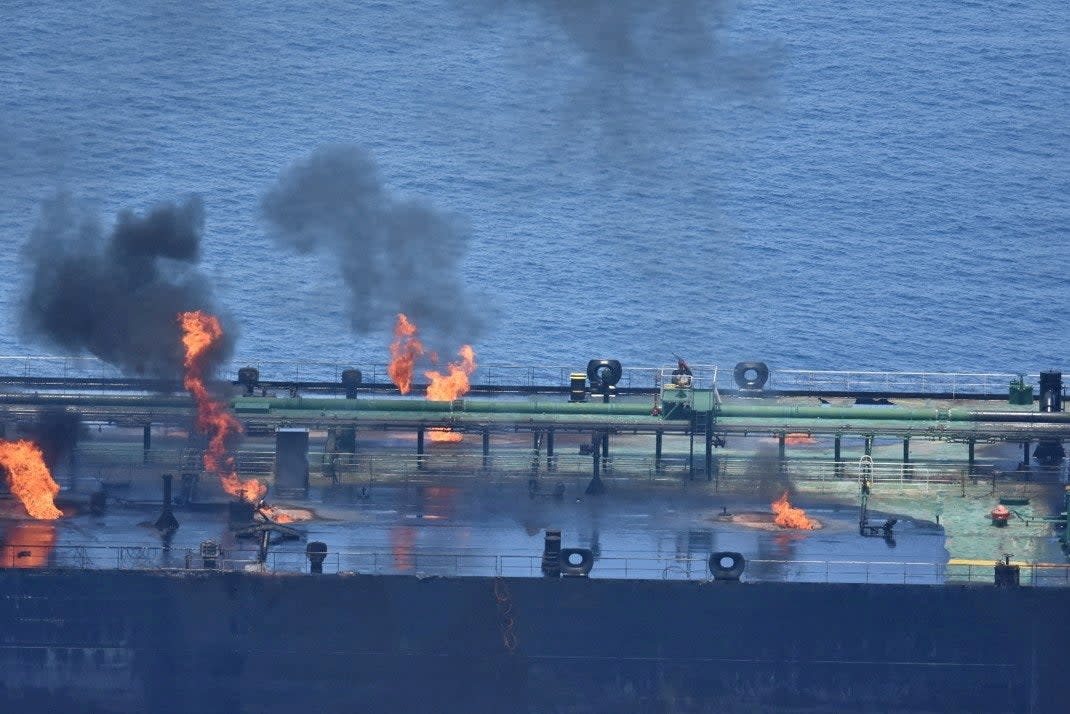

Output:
xmin=733 ymin=362 xmax=769 ymax=390
xmin=587 ymin=360 xmax=622 ymax=388
xmin=709 ymin=551 xmax=746 ymax=581
xmin=559 ymin=548 xmax=594 ymax=577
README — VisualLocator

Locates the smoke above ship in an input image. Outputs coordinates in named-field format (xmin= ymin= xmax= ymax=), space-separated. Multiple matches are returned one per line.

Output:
xmin=261 ymin=145 xmax=486 ymax=349
xmin=20 ymin=194 xmax=233 ymax=378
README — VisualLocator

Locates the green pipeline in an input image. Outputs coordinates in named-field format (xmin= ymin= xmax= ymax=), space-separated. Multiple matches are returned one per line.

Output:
xmin=3 ymin=392 xmax=1068 ymax=425
xmin=232 ymin=397 xmax=652 ymax=416
xmin=230 ymin=397 xmax=1070 ymax=424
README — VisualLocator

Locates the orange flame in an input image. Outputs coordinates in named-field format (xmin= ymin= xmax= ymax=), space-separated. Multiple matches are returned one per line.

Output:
xmin=388 ymin=313 xmax=424 ymax=394
xmin=257 ymin=505 xmax=294 ymax=525
xmin=784 ymin=433 xmax=817 ymax=446
xmin=384 ymin=315 xmax=478 ymax=442
xmin=1 ymin=522 xmax=57 ymax=568
xmin=771 ymin=492 xmax=815 ymax=530
xmin=0 ymin=440 xmax=63 ymax=519
xmin=425 ymin=345 xmax=477 ymax=442
xmin=179 ymin=311 xmax=266 ymax=503
xmin=425 ymin=345 xmax=477 ymax=401
xmin=428 ymin=428 xmax=464 ymax=443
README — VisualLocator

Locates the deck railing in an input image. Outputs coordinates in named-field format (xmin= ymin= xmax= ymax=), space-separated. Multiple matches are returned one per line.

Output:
xmin=68 ymin=443 xmax=1070 ymax=487
xmin=3 ymin=543 xmax=1068 ymax=587
xmin=0 ymin=354 xmax=1055 ymax=397
xmin=767 ymin=370 xmax=1023 ymax=397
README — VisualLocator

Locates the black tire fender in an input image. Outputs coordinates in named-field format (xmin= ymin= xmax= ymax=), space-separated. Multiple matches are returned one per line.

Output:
xmin=709 ymin=551 xmax=746 ymax=581
xmin=560 ymin=548 xmax=594 ymax=577
xmin=587 ymin=360 xmax=622 ymax=388
xmin=733 ymin=362 xmax=769 ymax=390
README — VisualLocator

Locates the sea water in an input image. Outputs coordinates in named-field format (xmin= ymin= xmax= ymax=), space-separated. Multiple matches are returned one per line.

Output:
xmin=0 ymin=1 xmax=1066 ymax=376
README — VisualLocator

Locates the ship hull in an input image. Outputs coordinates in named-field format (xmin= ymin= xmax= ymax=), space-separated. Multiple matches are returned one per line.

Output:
xmin=1 ymin=569 xmax=1067 ymax=713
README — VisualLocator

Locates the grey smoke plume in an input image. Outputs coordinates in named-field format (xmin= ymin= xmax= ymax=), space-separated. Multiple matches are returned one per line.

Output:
xmin=20 ymin=193 xmax=233 ymax=377
xmin=482 ymin=1 xmax=771 ymax=92
xmin=261 ymin=145 xmax=482 ymax=342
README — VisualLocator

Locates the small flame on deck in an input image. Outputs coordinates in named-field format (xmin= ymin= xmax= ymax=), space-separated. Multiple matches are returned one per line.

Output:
xmin=388 ymin=313 xmax=424 ymax=395
xmin=425 ymin=345 xmax=477 ymax=442
xmin=386 ymin=315 xmax=477 ymax=442
xmin=771 ymin=492 xmax=815 ymax=530
xmin=425 ymin=345 xmax=477 ymax=401
xmin=179 ymin=311 xmax=266 ymax=503
xmin=0 ymin=440 xmax=63 ymax=519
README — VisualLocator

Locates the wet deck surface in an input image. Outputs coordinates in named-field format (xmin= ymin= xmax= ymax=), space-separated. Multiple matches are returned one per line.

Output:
xmin=1 ymin=480 xmax=954 ymax=583
xmin=2 ymin=421 xmax=1067 ymax=584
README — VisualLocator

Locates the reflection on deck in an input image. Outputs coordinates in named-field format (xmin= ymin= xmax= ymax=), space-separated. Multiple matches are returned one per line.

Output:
xmin=1 ymin=522 xmax=56 ymax=568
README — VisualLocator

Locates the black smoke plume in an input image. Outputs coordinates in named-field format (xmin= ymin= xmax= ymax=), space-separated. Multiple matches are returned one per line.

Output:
xmin=17 ymin=411 xmax=83 ymax=470
xmin=20 ymin=193 xmax=233 ymax=377
xmin=261 ymin=145 xmax=483 ymax=343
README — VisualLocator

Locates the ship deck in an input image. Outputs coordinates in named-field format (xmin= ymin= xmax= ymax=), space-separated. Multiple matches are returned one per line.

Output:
xmin=3 ymin=442 xmax=1067 ymax=585
xmin=2 ymin=370 xmax=1068 ymax=585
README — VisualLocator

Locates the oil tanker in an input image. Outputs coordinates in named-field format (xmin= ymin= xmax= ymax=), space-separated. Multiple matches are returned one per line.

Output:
xmin=2 ymin=359 xmax=1069 ymax=713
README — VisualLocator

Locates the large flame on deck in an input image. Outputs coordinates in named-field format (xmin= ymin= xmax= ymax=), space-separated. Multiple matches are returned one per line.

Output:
xmin=771 ymin=492 xmax=815 ymax=530
xmin=179 ymin=311 xmax=266 ymax=503
xmin=0 ymin=440 xmax=63 ymax=520
xmin=388 ymin=313 xmax=424 ymax=395
xmin=425 ymin=346 xmax=477 ymax=442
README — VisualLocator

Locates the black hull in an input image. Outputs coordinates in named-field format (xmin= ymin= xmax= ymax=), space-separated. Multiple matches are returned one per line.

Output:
xmin=1 ymin=569 xmax=1067 ymax=713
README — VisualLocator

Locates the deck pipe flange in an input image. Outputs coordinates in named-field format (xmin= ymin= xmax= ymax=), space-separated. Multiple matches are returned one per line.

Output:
xmin=1039 ymin=371 xmax=1062 ymax=413
xmin=200 ymin=540 xmax=220 ymax=569
xmin=153 ymin=473 xmax=179 ymax=532
xmin=237 ymin=367 xmax=260 ymax=397
xmin=993 ymin=555 xmax=1020 ymax=587
xmin=306 ymin=541 xmax=328 ymax=574
xmin=341 ymin=369 xmax=362 ymax=399
xmin=89 ymin=489 xmax=107 ymax=516
xmin=542 ymin=529 xmax=562 ymax=577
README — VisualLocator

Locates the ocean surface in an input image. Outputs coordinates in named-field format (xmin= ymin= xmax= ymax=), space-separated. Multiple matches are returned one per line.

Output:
xmin=1 ymin=0 xmax=1067 ymax=379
